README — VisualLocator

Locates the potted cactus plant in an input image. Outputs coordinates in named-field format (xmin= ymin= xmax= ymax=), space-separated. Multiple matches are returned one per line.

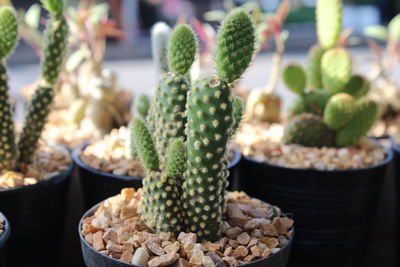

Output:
xmin=0 ymin=2 xmax=73 ymax=266
xmin=79 ymin=10 xmax=294 ymax=267
xmin=236 ymin=1 xmax=393 ymax=266
xmin=0 ymin=212 xmax=10 ymax=267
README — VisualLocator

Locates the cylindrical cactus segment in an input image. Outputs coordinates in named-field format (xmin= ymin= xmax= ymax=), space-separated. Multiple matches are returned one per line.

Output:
xmin=283 ymin=113 xmax=335 ymax=147
xmin=343 ymin=74 xmax=370 ymax=99
xmin=125 ymin=121 xmax=137 ymax=160
xmin=151 ymin=22 xmax=171 ymax=78
xmin=282 ymin=64 xmax=307 ymax=95
xmin=216 ymin=9 xmax=256 ymax=83
xmin=323 ymin=93 xmax=356 ymax=130
xmin=168 ymin=24 xmax=197 ymax=75
xmin=134 ymin=93 xmax=151 ymax=119
xmin=40 ymin=15 xmax=69 ymax=87
xmin=316 ymin=0 xmax=342 ymax=49
xmin=154 ymin=73 xmax=189 ymax=162
xmin=321 ymin=48 xmax=352 ymax=95
xmin=307 ymin=44 xmax=325 ymax=90
xmin=40 ymin=0 xmax=64 ymax=19
xmin=335 ymin=98 xmax=378 ymax=147
xmin=0 ymin=6 xmax=18 ymax=59
xmin=184 ymin=76 xmax=234 ymax=241
xmin=17 ymin=87 xmax=54 ymax=165
xmin=166 ymin=139 xmax=186 ymax=178
xmin=0 ymin=63 xmax=17 ymax=171
xmin=131 ymin=118 xmax=159 ymax=171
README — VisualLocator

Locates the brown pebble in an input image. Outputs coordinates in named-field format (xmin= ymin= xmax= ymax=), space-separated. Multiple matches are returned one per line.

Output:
xmin=234 ymin=246 xmax=249 ymax=257
xmin=148 ymin=253 xmax=179 ymax=267
xmin=145 ymin=239 xmax=165 ymax=256
xmin=260 ymin=237 xmax=279 ymax=249
xmin=228 ymin=239 xmax=240 ymax=249
xmin=237 ymin=232 xmax=251 ymax=245
xmin=93 ymin=231 xmax=105 ymax=251
xmin=224 ymin=247 xmax=233 ymax=257
xmin=120 ymin=250 xmax=133 ymax=263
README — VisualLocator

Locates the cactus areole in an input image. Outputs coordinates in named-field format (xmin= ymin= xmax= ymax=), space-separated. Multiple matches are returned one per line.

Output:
xmin=131 ymin=9 xmax=255 ymax=242
xmin=282 ymin=0 xmax=377 ymax=148
xmin=0 ymin=1 xmax=68 ymax=172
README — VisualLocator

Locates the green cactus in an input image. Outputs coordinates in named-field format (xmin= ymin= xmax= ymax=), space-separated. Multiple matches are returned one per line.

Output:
xmin=323 ymin=93 xmax=355 ymax=130
xmin=232 ymin=96 xmax=244 ymax=136
xmin=152 ymin=24 xmax=197 ymax=162
xmin=289 ymin=91 xmax=330 ymax=117
xmin=132 ymin=9 xmax=254 ymax=241
xmin=282 ymin=64 xmax=307 ymax=95
xmin=343 ymin=74 xmax=370 ymax=99
xmin=316 ymin=0 xmax=342 ymax=49
xmin=151 ymin=22 xmax=171 ymax=79
xmin=307 ymin=44 xmax=325 ymax=90
xmin=134 ymin=93 xmax=151 ymax=119
xmin=215 ymin=9 xmax=255 ymax=83
xmin=321 ymin=48 xmax=352 ymax=95
xmin=283 ymin=113 xmax=335 ymax=147
xmin=0 ymin=7 xmax=18 ymax=171
xmin=335 ymin=98 xmax=377 ymax=147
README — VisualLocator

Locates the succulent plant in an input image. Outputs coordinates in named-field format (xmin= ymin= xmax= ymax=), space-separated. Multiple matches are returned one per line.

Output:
xmin=0 ymin=2 xmax=68 ymax=171
xmin=282 ymin=0 xmax=377 ymax=147
xmin=151 ymin=22 xmax=171 ymax=79
xmin=132 ymin=9 xmax=254 ymax=241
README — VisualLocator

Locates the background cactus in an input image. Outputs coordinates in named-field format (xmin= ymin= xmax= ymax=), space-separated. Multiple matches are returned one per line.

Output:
xmin=0 ymin=3 xmax=68 ymax=170
xmin=282 ymin=0 xmax=377 ymax=148
xmin=132 ymin=9 xmax=254 ymax=242
xmin=151 ymin=22 xmax=171 ymax=79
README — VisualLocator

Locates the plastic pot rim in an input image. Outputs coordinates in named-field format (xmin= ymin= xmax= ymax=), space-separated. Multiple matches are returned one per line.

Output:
xmin=242 ymin=140 xmax=393 ymax=174
xmin=72 ymin=143 xmax=241 ymax=182
xmin=390 ymin=137 xmax=400 ymax=153
xmin=79 ymin=200 xmax=293 ymax=267
xmin=0 ymin=212 xmax=10 ymax=249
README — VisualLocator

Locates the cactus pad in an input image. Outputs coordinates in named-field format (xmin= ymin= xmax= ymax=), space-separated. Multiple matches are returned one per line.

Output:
xmin=321 ymin=48 xmax=352 ymax=95
xmin=343 ymin=74 xmax=370 ymax=99
xmin=307 ymin=44 xmax=325 ymax=90
xmin=216 ymin=9 xmax=255 ymax=83
xmin=316 ymin=0 xmax=342 ymax=49
xmin=282 ymin=64 xmax=307 ymax=95
xmin=283 ymin=113 xmax=335 ymax=147
xmin=335 ymin=98 xmax=378 ymax=147
xmin=134 ymin=93 xmax=151 ymax=119
xmin=168 ymin=24 xmax=197 ymax=75
xmin=0 ymin=7 xmax=18 ymax=59
xmin=232 ymin=96 xmax=244 ymax=136
xmin=323 ymin=93 xmax=356 ymax=130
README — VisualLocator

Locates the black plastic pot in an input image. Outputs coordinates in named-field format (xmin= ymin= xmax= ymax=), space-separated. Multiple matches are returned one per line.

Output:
xmin=79 ymin=202 xmax=293 ymax=267
xmin=237 ymin=146 xmax=393 ymax=267
xmin=0 ymin=163 xmax=74 ymax=267
xmin=73 ymin=144 xmax=241 ymax=210
xmin=392 ymin=138 xmax=400 ymax=258
xmin=0 ymin=212 xmax=10 ymax=267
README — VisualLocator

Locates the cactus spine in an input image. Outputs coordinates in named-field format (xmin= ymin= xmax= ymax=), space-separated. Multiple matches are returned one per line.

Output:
xmin=132 ymin=9 xmax=254 ymax=242
xmin=151 ymin=22 xmax=171 ymax=79
xmin=18 ymin=0 xmax=68 ymax=165
xmin=0 ymin=7 xmax=18 ymax=171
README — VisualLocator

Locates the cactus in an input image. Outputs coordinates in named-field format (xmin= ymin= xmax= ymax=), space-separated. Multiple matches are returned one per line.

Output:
xmin=0 ymin=7 xmax=18 ymax=171
xmin=133 ymin=93 xmax=151 ymax=119
xmin=18 ymin=1 xmax=69 ymax=165
xmin=316 ymin=0 xmax=342 ymax=49
xmin=232 ymin=96 xmax=244 ymax=136
xmin=152 ymin=24 xmax=197 ymax=163
xmin=335 ymin=98 xmax=378 ymax=147
xmin=323 ymin=93 xmax=355 ymax=130
xmin=151 ymin=22 xmax=171 ymax=79
xmin=289 ymin=91 xmax=330 ymax=117
xmin=0 ymin=3 xmax=68 ymax=170
xmin=321 ymin=48 xmax=352 ymax=95
xmin=343 ymin=74 xmax=370 ymax=99
xmin=132 ymin=9 xmax=254 ymax=241
xmin=282 ymin=64 xmax=306 ymax=95
xmin=307 ymin=44 xmax=325 ymax=90
xmin=283 ymin=113 xmax=335 ymax=147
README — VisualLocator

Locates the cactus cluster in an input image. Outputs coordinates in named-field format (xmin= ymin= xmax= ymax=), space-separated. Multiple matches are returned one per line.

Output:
xmin=131 ymin=9 xmax=254 ymax=241
xmin=0 ymin=1 xmax=68 ymax=171
xmin=282 ymin=0 xmax=377 ymax=147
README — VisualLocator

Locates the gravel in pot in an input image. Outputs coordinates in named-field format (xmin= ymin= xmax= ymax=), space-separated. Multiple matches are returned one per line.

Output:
xmin=0 ymin=212 xmax=10 ymax=267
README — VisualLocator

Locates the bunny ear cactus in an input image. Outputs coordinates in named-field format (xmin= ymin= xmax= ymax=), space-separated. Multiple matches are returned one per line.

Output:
xmin=282 ymin=64 xmax=306 ymax=95
xmin=323 ymin=93 xmax=355 ymax=130
xmin=316 ymin=0 xmax=342 ymax=49
xmin=343 ymin=74 xmax=370 ymax=99
xmin=153 ymin=24 xmax=197 ymax=162
xmin=18 ymin=0 xmax=68 ymax=165
xmin=151 ymin=22 xmax=171 ymax=79
xmin=321 ymin=48 xmax=352 ymax=95
xmin=0 ymin=6 xmax=18 ymax=171
xmin=307 ymin=44 xmax=325 ymax=90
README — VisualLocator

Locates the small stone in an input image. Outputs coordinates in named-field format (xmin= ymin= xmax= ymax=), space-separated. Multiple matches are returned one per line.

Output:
xmin=93 ymin=231 xmax=105 ymax=251
xmin=103 ymin=228 xmax=117 ymax=243
xmin=247 ymin=238 xmax=258 ymax=248
xmin=85 ymin=233 xmax=93 ymax=245
xmin=164 ymin=241 xmax=180 ymax=254
xmin=261 ymin=224 xmax=278 ymax=237
xmin=250 ymin=229 xmax=263 ymax=238
xmin=132 ymin=247 xmax=150 ymax=266
xmin=245 ymin=209 xmax=268 ymax=218
xmin=260 ymin=237 xmax=278 ymax=248
xmin=223 ymin=247 xmax=233 ymax=257
xmin=171 ymin=258 xmax=190 ymax=267
xmin=202 ymin=241 xmax=220 ymax=253
xmin=218 ymin=237 xmax=228 ymax=249
xmin=92 ymin=216 xmax=109 ymax=229
xmin=243 ymin=255 xmax=256 ymax=262
xmin=159 ymin=232 xmax=171 ymax=241
xmin=120 ymin=250 xmax=133 ymax=263
xmin=234 ymin=246 xmax=249 ymax=257
xmin=228 ymin=239 xmax=239 ymax=249
xmin=272 ymin=248 xmax=281 ymax=254
xmin=122 ymin=242 xmax=134 ymax=253
xmin=206 ymin=252 xmax=226 ymax=267
xmin=148 ymin=253 xmax=179 ymax=267
xmin=178 ymin=232 xmax=197 ymax=245
xmin=237 ymin=232 xmax=251 ymax=245
xmin=250 ymin=245 xmax=262 ymax=257
xmin=261 ymin=248 xmax=272 ymax=258
xmin=227 ymin=204 xmax=247 ymax=219
xmin=224 ymin=227 xmax=242 ymax=239
xmin=278 ymin=236 xmax=288 ymax=247
xmin=203 ymin=256 xmax=216 ymax=267
xmin=106 ymin=241 xmax=123 ymax=253
xmin=189 ymin=244 xmax=204 ymax=265
xmin=222 ymin=256 xmax=239 ymax=266
xmin=145 ymin=240 xmax=165 ymax=256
